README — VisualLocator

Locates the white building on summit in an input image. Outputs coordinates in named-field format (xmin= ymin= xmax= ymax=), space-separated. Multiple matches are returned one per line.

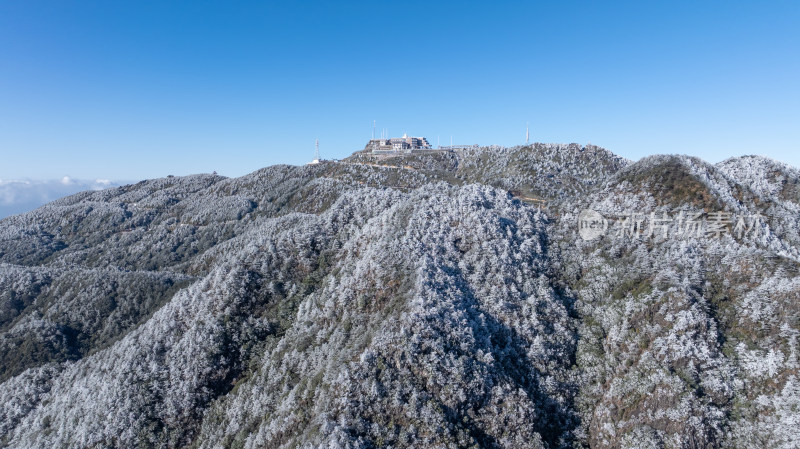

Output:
xmin=368 ymin=134 xmax=432 ymax=153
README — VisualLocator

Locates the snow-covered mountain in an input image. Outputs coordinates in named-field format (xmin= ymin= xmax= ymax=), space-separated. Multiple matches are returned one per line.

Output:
xmin=1 ymin=144 xmax=797 ymax=448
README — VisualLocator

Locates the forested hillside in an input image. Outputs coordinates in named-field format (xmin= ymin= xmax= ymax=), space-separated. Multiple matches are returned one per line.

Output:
xmin=1 ymin=144 xmax=797 ymax=448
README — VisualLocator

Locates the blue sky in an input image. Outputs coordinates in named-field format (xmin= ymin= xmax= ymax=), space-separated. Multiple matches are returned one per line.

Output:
xmin=1 ymin=0 xmax=798 ymax=181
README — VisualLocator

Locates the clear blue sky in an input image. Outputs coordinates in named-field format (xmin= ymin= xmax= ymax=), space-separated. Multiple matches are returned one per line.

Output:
xmin=1 ymin=1 xmax=798 ymax=180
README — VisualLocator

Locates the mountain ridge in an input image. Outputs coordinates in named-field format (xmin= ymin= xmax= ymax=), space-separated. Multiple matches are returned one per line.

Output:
xmin=1 ymin=144 xmax=798 ymax=448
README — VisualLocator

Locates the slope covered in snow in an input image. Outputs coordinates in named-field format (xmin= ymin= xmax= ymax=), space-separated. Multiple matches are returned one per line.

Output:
xmin=1 ymin=145 xmax=797 ymax=448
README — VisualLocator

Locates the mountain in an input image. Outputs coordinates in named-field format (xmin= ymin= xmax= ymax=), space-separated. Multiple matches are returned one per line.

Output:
xmin=1 ymin=144 xmax=798 ymax=448
xmin=0 ymin=178 xmax=123 ymax=220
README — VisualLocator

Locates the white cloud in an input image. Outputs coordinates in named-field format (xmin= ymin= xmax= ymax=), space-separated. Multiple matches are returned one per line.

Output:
xmin=0 ymin=177 xmax=124 ymax=219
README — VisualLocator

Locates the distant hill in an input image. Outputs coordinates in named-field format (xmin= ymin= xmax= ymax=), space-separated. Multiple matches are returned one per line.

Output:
xmin=0 ymin=178 xmax=122 ymax=220
xmin=1 ymin=145 xmax=798 ymax=448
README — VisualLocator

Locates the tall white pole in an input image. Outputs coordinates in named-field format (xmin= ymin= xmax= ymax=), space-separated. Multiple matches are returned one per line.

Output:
xmin=526 ymin=122 xmax=529 ymax=144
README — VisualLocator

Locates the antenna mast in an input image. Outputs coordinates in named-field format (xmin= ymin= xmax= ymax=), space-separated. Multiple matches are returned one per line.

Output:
xmin=314 ymin=139 xmax=320 ymax=162
xmin=526 ymin=122 xmax=530 ymax=144
xmin=372 ymin=121 xmax=377 ymax=152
